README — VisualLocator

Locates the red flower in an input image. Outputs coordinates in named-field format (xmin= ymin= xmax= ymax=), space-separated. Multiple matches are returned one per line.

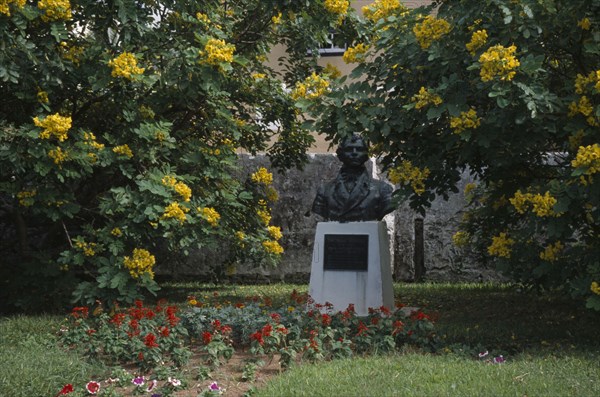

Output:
xmin=410 ymin=311 xmax=431 ymax=321
xmin=138 ymin=352 xmax=144 ymax=361
xmin=202 ymin=331 xmax=212 ymax=345
xmin=159 ymin=326 xmax=170 ymax=337
xmin=380 ymin=305 xmax=392 ymax=316
xmin=110 ymin=313 xmax=126 ymax=327
xmin=85 ymin=381 xmax=100 ymax=394
xmin=262 ymin=324 xmax=273 ymax=337
xmin=144 ymin=333 xmax=158 ymax=348
xmin=221 ymin=325 xmax=232 ymax=334
xmin=212 ymin=319 xmax=221 ymax=329
xmin=166 ymin=306 xmax=179 ymax=327
xmin=392 ymin=320 xmax=404 ymax=336
xmin=71 ymin=306 xmax=89 ymax=319
xmin=58 ymin=383 xmax=74 ymax=395
xmin=356 ymin=321 xmax=369 ymax=336
xmin=250 ymin=331 xmax=264 ymax=345
xmin=371 ymin=317 xmax=379 ymax=325
xmin=270 ymin=313 xmax=281 ymax=323
xmin=277 ymin=325 xmax=289 ymax=335
xmin=321 ymin=314 xmax=332 ymax=326
xmin=135 ymin=299 xmax=144 ymax=308
xmin=86 ymin=329 xmax=97 ymax=336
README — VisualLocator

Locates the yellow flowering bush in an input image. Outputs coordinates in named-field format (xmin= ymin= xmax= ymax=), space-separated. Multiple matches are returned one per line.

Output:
xmin=200 ymin=38 xmax=235 ymax=66
xmin=388 ymin=160 xmax=430 ymax=195
xmin=33 ymin=113 xmax=71 ymax=141
xmin=342 ymin=43 xmax=369 ymax=64
xmin=591 ymin=282 xmax=600 ymax=295
xmin=108 ymin=52 xmax=145 ymax=80
xmin=75 ymin=240 xmax=97 ymax=257
xmin=323 ymin=0 xmax=349 ymax=17
xmin=262 ymin=240 xmax=284 ymax=255
xmin=267 ymin=225 xmax=283 ymax=240
xmin=251 ymin=167 xmax=273 ymax=185
xmin=539 ymin=241 xmax=564 ymax=262
xmin=577 ymin=18 xmax=591 ymax=30
xmin=479 ymin=44 xmax=520 ymax=82
xmin=572 ymin=144 xmax=600 ymax=175
xmin=487 ymin=232 xmax=514 ymax=259
xmin=362 ymin=0 xmax=405 ymax=22
xmin=290 ymin=72 xmax=330 ymax=101
xmin=466 ymin=29 xmax=488 ymax=56
xmin=410 ymin=87 xmax=442 ymax=110
xmin=38 ymin=0 xmax=71 ymax=21
xmin=123 ymin=248 xmax=155 ymax=279
xmin=162 ymin=202 xmax=189 ymax=224
xmin=413 ymin=16 xmax=451 ymax=50
xmin=16 ymin=190 xmax=36 ymax=207
xmin=48 ymin=146 xmax=68 ymax=166
xmin=200 ymin=207 xmax=221 ymax=227
xmin=509 ymin=190 xmax=558 ymax=217
xmin=450 ymin=108 xmax=481 ymax=133
xmin=112 ymin=144 xmax=133 ymax=158
xmin=0 ymin=0 xmax=26 ymax=16
xmin=452 ymin=231 xmax=470 ymax=247
xmin=257 ymin=208 xmax=271 ymax=226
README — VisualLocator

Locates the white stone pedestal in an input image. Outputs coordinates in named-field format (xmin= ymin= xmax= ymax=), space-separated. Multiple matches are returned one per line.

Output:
xmin=308 ymin=221 xmax=394 ymax=316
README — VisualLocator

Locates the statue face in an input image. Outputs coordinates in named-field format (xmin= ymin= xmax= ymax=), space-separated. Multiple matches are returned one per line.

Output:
xmin=339 ymin=138 xmax=369 ymax=167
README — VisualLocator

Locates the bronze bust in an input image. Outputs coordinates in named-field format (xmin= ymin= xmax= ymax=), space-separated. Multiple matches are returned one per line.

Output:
xmin=311 ymin=135 xmax=394 ymax=222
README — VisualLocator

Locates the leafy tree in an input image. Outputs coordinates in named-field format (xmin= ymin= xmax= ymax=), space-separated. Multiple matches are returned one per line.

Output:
xmin=0 ymin=0 xmax=358 ymax=310
xmin=310 ymin=0 xmax=600 ymax=309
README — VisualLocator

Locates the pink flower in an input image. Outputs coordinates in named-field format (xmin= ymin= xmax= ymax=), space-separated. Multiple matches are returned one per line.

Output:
xmin=132 ymin=376 xmax=145 ymax=386
xmin=85 ymin=381 xmax=100 ymax=394
xmin=478 ymin=351 xmax=489 ymax=358
xmin=493 ymin=355 xmax=506 ymax=364
xmin=168 ymin=377 xmax=181 ymax=387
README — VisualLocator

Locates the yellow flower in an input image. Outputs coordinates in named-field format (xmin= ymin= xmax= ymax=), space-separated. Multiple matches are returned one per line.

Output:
xmin=487 ymin=232 xmax=514 ymax=259
xmin=450 ymin=108 xmax=481 ymax=133
xmin=572 ymin=144 xmax=600 ymax=175
xmin=163 ymin=202 xmax=189 ymax=224
xmin=479 ymin=44 xmax=520 ymax=82
xmin=452 ymin=231 xmax=470 ymax=247
xmin=83 ymin=132 xmax=105 ymax=150
xmin=290 ymin=72 xmax=330 ymax=100
xmin=268 ymin=225 xmax=283 ymax=240
xmin=410 ymin=87 xmax=442 ymax=110
xmin=577 ymin=18 xmax=591 ymax=30
xmin=108 ymin=52 xmax=145 ymax=80
xmin=388 ymin=160 xmax=430 ymax=195
xmin=37 ymin=90 xmax=49 ymax=104
xmin=112 ymin=144 xmax=133 ymax=158
xmin=75 ymin=240 xmax=97 ymax=257
xmin=200 ymin=38 xmax=235 ymax=66
xmin=0 ymin=0 xmax=26 ymax=16
xmin=342 ymin=43 xmax=369 ymax=64
xmin=235 ymin=231 xmax=246 ymax=241
xmin=591 ymin=281 xmax=600 ymax=295
xmin=188 ymin=299 xmax=198 ymax=306
xmin=199 ymin=206 xmax=220 ymax=227
xmin=251 ymin=167 xmax=273 ymax=185
xmin=38 ymin=0 xmax=71 ymax=21
xmin=323 ymin=63 xmax=342 ymax=79
xmin=362 ymin=0 xmax=406 ymax=22
xmin=324 ymin=0 xmax=349 ymax=17
xmin=123 ymin=248 xmax=155 ymax=279
xmin=539 ymin=241 xmax=564 ymax=262
xmin=34 ymin=113 xmax=71 ymax=141
xmin=466 ymin=29 xmax=488 ymax=56
xmin=257 ymin=208 xmax=271 ymax=225
xmin=271 ymin=12 xmax=282 ymax=25
xmin=263 ymin=240 xmax=284 ymax=255
xmin=413 ymin=16 xmax=451 ymax=50
xmin=509 ymin=190 xmax=557 ymax=217
xmin=48 ymin=146 xmax=68 ymax=165
xmin=111 ymin=227 xmax=122 ymax=237
xmin=196 ymin=12 xmax=210 ymax=24
xmin=252 ymin=73 xmax=267 ymax=80
xmin=16 ymin=190 xmax=36 ymax=207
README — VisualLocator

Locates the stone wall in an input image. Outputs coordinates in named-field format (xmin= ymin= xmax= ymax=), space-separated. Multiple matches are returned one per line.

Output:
xmin=167 ymin=154 xmax=502 ymax=282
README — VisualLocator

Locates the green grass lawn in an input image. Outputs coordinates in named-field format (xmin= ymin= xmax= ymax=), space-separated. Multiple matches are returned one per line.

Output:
xmin=1 ymin=282 xmax=599 ymax=396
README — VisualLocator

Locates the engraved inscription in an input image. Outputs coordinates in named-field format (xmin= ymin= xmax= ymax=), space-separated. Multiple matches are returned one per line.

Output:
xmin=323 ymin=234 xmax=369 ymax=271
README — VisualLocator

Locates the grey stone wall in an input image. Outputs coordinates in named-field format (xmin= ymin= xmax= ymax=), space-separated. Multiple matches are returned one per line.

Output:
xmin=171 ymin=154 xmax=502 ymax=282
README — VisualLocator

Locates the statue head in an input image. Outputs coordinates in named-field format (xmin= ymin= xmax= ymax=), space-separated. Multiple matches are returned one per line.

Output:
xmin=336 ymin=134 xmax=369 ymax=169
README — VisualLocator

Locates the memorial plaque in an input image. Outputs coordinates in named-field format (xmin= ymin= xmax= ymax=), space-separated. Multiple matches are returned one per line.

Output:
xmin=323 ymin=234 xmax=369 ymax=271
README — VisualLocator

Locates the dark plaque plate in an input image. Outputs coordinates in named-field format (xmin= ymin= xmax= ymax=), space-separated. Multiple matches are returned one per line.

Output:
xmin=323 ymin=234 xmax=369 ymax=271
